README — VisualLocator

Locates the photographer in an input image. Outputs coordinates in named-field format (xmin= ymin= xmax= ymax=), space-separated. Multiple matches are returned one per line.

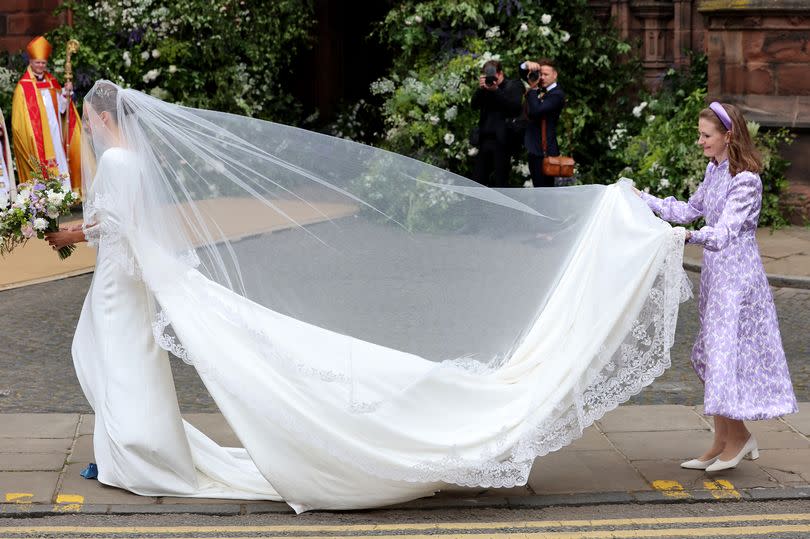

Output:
xmin=519 ymin=58 xmax=565 ymax=187
xmin=470 ymin=60 xmax=523 ymax=188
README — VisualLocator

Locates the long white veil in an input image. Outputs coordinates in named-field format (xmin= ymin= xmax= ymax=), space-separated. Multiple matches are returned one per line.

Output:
xmin=80 ymin=80 xmax=689 ymax=502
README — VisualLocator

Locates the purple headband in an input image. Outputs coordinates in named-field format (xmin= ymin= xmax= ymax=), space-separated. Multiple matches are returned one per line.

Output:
xmin=709 ymin=101 xmax=732 ymax=131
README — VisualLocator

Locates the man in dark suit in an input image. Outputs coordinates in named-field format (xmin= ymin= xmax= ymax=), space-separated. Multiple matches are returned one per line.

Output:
xmin=520 ymin=58 xmax=565 ymax=187
xmin=470 ymin=60 xmax=523 ymax=188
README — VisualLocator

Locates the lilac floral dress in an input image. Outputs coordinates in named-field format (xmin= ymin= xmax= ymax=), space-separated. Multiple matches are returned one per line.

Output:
xmin=641 ymin=160 xmax=797 ymax=420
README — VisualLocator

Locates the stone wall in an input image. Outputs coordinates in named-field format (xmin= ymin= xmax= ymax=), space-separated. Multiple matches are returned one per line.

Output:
xmin=588 ymin=0 xmax=706 ymax=87
xmin=0 ymin=0 xmax=65 ymax=54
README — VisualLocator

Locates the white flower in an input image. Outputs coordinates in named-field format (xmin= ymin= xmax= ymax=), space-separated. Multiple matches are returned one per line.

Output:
xmin=540 ymin=26 xmax=551 ymax=37
xmin=140 ymin=50 xmax=150 ymax=61
xmin=142 ymin=69 xmax=161 ymax=83
xmin=45 ymin=189 xmax=65 ymax=206
xmin=413 ymin=15 xmax=422 ymax=23
xmin=647 ymin=114 xmax=656 ymax=123
xmin=560 ymin=30 xmax=571 ymax=42
xmin=513 ymin=162 xmax=530 ymax=177
xmin=519 ymin=23 xmax=529 ymax=32
xmin=478 ymin=51 xmax=501 ymax=68
xmin=33 ymin=217 xmax=48 ymax=231
xmin=151 ymin=49 xmax=160 ymax=58
xmin=443 ymin=133 xmax=455 ymax=145
xmin=541 ymin=13 xmax=552 ymax=24
xmin=632 ymin=101 xmax=648 ymax=117
xmin=444 ymin=106 xmax=457 ymax=121
xmin=15 ymin=191 xmax=29 ymax=206
xmin=485 ymin=26 xmax=501 ymax=39
xmin=168 ymin=64 xmax=177 ymax=74
xmin=660 ymin=177 xmax=670 ymax=188
xmin=467 ymin=147 xmax=479 ymax=156
xmin=370 ymin=78 xmax=395 ymax=95
xmin=428 ymin=115 xmax=440 ymax=125
xmin=523 ymin=179 xmax=533 ymax=188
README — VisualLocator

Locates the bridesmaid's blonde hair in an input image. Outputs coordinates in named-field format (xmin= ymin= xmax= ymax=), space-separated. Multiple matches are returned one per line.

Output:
xmin=699 ymin=103 xmax=762 ymax=176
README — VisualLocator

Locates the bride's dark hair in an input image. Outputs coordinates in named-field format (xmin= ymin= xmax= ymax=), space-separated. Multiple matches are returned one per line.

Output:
xmin=85 ymin=81 xmax=133 ymax=123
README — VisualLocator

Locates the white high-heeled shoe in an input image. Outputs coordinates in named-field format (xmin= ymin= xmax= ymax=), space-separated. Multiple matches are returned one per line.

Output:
xmin=680 ymin=456 xmax=719 ymax=470
xmin=705 ymin=436 xmax=759 ymax=472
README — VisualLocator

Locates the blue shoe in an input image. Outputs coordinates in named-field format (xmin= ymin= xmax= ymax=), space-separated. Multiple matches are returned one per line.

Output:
xmin=80 ymin=462 xmax=98 ymax=479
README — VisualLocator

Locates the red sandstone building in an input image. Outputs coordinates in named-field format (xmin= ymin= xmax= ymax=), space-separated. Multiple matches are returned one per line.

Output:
xmin=2 ymin=0 xmax=808 ymax=200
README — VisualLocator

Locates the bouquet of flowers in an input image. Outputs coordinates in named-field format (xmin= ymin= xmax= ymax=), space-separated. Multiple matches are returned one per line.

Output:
xmin=0 ymin=168 xmax=80 ymax=260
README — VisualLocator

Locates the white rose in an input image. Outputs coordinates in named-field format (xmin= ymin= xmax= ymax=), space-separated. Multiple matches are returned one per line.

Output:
xmin=519 ymin=23 xmax=529 ymax=32
xmin=429 ymin=115 xmax=440 ymax=125
xmin=660 ymin=177 xmax=670 ymax=188
xmin=560 ymin=30 xmax=571 ymax=42
xmin=168 ymin=64 xmax=177 ymax=74
xmin=151 ymin=49 xmax=160 ymax=58
xmin=444 ymin=106 xmax=457 ymax=121
xmin=443 ymin=133 xmax=455 ymax=145
xmin=413 ymin=15 xmax=422 ymax=23
xmin=467 ymin=147 xmax=479 ymax=156
xmin=541 ymin=13 xmax=552 ymax=24
xmin=140 ymin=50 xmax=150 ymax=60
xmin=33 ymin=217 xmax=48 ymax=231
xmin=485 ymin=26 xmax=501 ymax=39
xmin=540 ymin=26 xmax=551 ymax=37
xmin=647 ymin=114 xmax=656 ymax=123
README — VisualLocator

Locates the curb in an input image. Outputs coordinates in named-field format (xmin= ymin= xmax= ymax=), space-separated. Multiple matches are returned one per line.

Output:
xmin=683 ymin=258 xmax=810 ymax=290
xmin=2 ymin=487 xmax=809 ymax=517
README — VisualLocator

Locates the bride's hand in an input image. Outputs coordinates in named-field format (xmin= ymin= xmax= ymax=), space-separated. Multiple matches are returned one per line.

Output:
xmin=45 ymin=229 xmax=82 ymax=250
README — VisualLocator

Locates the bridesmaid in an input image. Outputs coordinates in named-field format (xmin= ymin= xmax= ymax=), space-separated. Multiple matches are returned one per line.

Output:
xmin=637 ymin=102 xmax=797 ymax=472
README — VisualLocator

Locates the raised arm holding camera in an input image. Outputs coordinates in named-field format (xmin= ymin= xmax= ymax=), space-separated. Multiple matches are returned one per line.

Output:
xmin=519 ymin=58 xmax=565 ymax=187
xmin=470 ymin=60 xmax=523 ymax=188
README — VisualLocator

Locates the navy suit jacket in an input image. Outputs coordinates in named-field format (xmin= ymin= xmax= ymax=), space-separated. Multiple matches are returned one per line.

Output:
xmin=523 ymin=85 xmax=565 ymax=157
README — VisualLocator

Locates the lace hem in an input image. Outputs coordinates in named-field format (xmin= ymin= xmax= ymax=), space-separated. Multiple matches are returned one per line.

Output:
xmin=152 ymin=227 xmax=688 ymax=488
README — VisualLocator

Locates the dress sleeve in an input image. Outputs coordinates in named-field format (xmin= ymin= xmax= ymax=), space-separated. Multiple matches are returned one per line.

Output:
xmin=639 ymin=182 xmax=706 ymax=225
xmin=689 ymin=172 xmax=760 ymax=252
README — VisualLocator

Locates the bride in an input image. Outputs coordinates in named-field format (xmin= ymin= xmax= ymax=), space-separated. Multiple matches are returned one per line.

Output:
xmin=45 ymin=80 xmax=688 ymax=513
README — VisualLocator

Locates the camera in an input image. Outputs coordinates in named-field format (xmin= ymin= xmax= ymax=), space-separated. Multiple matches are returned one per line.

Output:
xmin=527 ymin=70 xmax=540 ymax=83
xmin=483 ymin=64 xmax=498 ymax=86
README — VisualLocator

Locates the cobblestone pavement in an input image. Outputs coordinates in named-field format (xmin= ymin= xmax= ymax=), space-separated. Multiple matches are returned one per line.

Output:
xmin=0 ymin=270 xmax=807 ymax=413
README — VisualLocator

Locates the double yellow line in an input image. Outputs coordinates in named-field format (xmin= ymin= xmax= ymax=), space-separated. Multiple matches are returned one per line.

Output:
xmin=3 ymin=514 xmax=810 ymax=538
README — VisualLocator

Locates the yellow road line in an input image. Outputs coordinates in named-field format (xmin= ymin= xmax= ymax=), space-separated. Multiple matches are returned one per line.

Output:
xmin=52 ymin=494 xmax=83 ymax=513
xmin=651 ymin=480 xmax=690 ymax=499
xmin=704 ymin=479 xmax=741 ymax=499
xmin=3 ymin=526 xmax=809 ymax=539
xmin=3 ymin=513 xmax=810 ymax=534
xmin=3 ymin=494 xmax=32 ymax=504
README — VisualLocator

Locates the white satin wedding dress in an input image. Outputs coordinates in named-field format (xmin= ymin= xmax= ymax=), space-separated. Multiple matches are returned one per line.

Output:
xmin=72 ymin=145 xmax=687 ymax=513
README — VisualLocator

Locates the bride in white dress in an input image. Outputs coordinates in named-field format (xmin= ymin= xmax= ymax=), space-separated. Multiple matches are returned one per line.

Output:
xmin=46 ymin=81 xmax=689 ymax=513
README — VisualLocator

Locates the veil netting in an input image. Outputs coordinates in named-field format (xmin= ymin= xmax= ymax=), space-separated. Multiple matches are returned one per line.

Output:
xmin=78 ymin=80 xmax=690 ymax=511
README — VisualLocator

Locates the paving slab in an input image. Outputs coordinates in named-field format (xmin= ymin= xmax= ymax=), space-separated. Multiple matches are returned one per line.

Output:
xmin=0 ymin=414 xmax=78 ymax=439
xmin=754 ymin=431 xmax=810 ymax=450
xmin=182 ymin=413 xmax=241 ymax=447
xmin=0 ymin=438 xmax=72 ymax=453
xmin=528 ymin=450 xmax=649 ymax=494
xmin=0 ymin=471 xmax=59 ymax=504
xmin=77 ymin=414 xmax=94 ymax=436
xmin=597 ymin=405 xmax=709 ymax=433
xmin=565 ymin=426 xmax=614 ymax=451
xmin=755 ymin=448 xmax=810 ymax=483
xmin=68 ymin=434 xmax=94 ymax=464
xmin=605 ymin=430 xmax=715 ymax=461
xmin=783 ymin=402 xmax=810 ymax=436
xmin=0 ymin=453 xmax=66 ymax=472
xmin=58 ymin=463 xmax=156 ymax=505
xmin=631 ymin=458 xmax=777 ymax=490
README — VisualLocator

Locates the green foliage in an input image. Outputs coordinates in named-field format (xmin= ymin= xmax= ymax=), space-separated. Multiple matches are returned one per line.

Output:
xmin=364 ymin=0 xmax=641 ymax=184
xmin=611 ymin=58 xmax=793 ymax=228
xmin=43 ymin=0 xmax=315 ymax=123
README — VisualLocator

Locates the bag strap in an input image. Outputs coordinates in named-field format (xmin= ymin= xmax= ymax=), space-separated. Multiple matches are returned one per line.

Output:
xmin=541 ymin=115 xmax=548 ymax=155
